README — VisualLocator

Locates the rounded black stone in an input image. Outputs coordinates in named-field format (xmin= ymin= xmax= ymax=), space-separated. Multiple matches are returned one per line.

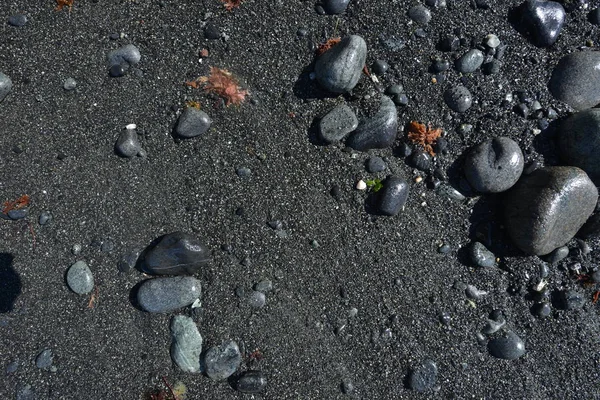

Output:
xmin=469 ymin=242 xmax=495 ymax=267
xmin=378 ymin=176 xmax=410 ymax=216
xmin=109 ymin=64 xmax=127 ymax=77
xmin=408 ymin=150 xmax=431 ymax=171
xmin=235 ymin=370 xmax=267 ymax=393
xmin=520 ymin=0 xmax=566 ymax=47
xmin=366 ymin=156 xmax=386 ymax=173
xmin=142 ymin=232 xmax=211 ymax=275
xmin=204 ymin=23 xmax=221 ymax=39
xmin=532 ymin=302 xmax=551 ymax=318
xmin=487 ymin=331 xmax=526 ymax=360
xmin=444 ymin=85 xmax=472 ymax=112
xmin=371 ymin=60 xmax=389 ymax=75
xmin=322 ymin=0 xmax=350 ymax=14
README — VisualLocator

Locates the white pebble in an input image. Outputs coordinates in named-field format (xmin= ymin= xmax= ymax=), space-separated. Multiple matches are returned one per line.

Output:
xmin=356 ymin=180 xmax=367 ymax=190
xmin=125 ymin=123 xmax=137 ymax=130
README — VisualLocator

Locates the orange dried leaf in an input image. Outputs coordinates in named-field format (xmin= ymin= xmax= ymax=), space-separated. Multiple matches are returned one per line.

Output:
xmin=3 ymin=194 xmax=30 ymax=214
xmin=195 ymin=66 xmax=248 ymax=106
xmin=222 ymin=0 xmax=243 ymax=11
xmin=55 ymin=0 xmax=74 ymax=11
xmin=407 ymin=121 xmax=443 ymax=157
xmin=316 ymin=37 xmax=341 ymax=56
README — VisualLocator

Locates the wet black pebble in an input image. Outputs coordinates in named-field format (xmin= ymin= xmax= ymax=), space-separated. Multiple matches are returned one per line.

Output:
xmin=236 ymin=370 xmax=267 ymax=393
xmin=408 ymin=150 xmax=431 ymax=171
xmin=519 ymin=0 xmax=565 ymax=47
xmin=469 ymin=242 xmax=495 ymax=267
xmin=444 ymin=85 xmax=472 ymax=112
xmin=378 ymin=176 xmax=410 ymax=216
xmin=532 ymin=302 xmax=551 ymax=318
xmin=407 ymin=4 xmax=431 ymax=25
xmin=366 ymin=156 xmax=386 ymax=173
xmin=487 ymin=331 xmax=526 ymax=360
xmin=372 ymin=60 xmax=389 ymax=75
xmin=544 ymin=245 xmax=568 ymax=264
xmin=590 ymin=8 xmax=600 ymax=25
xmin=322 ymin=0 xmax=350 ymax=14
xmin=556 ymin=289 xmax=585 ymax=310
xmin=204 ymin=23 xmax=221 ymax=39
xmin=408 ymin=359 xmax=438 ymax=392
xmin=109 ymin=64 xmax=127 ymax=77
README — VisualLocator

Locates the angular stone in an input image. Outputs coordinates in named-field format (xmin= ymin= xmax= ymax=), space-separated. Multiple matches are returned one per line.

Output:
xmin=346 ymin=96 xmax=398 ymax=151
xmin=142 ymin=231 xmax=211 ymax=275
xmin=314 ymin=35 xmax=367 ymax=94
xmin=137 ymin=276 xmax=201 ymax=313
xmin=175 ymin=107 xmax=212 ymax=139
xmin=204 ymin=341 xmax=242 ymax=380
xmin=377 ymin=176 xmax=409 ymax=216
xmin=464 ymin=137 xmax=524 ymax=193
xmin=519 ymin=0 xmax=565 ymax=47
xmin=0 ymin=72 xmax=12 ymax=103
xmin=170 ymin=315 xmax=202 ymax=373
xmin=115 ymin=129 xmax=142 ymax=158
xmin=549 ymin=51 xmax=600 ymax=111
xmin=66 ymin=261 xmax=94 ymax=295
xmin=558 ymin=109 xmax=600 ymax=185
xmin=504 ymin=166 xmax=598 ymax=255
xmin=318 ymin=104 xmax=358 ymax=143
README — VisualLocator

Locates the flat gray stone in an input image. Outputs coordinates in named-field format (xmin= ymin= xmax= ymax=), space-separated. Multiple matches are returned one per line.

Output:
xmin=314 ymin=35 xmax=367 ymax=94
xmin=504 ymin=166 xmax=598 ymax=255
xmin=0 ymin=72 xmax=12 ymax=103
xmin=455 ymin=49 xmax=484 ymax=73
xmin=408 ymin=359 xmax=438 ymax=392
xmin=170 ymin=315 xmax=203 ymax=373
xmin=346 ymin=96 xmax=398 ymax=151
xmin=66 ymin=261 xmax=94 ymax=295
xmin=549 ymin=51 xmax=600 ymax=111
xmin=107 ymin=44 xmax=141 ymax=66
xmin=137 ymin=276 xmax=201 ymax=313
xmin=319 ymin=104 xmax=358 ymax=143
xmin=558 ymin=109 xmax=600 ymax=185
xmin=204 ymin=340 xmax=242 ymax=380
xmin=464 ymin=137 xmax=524 ymax=193
xmin=142 ymin=231 xmax=211 ymax=275
xmin=175 ymin=107 xmax=212 ymax=139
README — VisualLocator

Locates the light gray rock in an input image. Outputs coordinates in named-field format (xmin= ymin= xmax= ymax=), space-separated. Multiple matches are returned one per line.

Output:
xmin=108 ymin=44 xmax=141 ymax=66
xmin=66 ymin=261 xmax=94 ymax=295
xmin=170 ymin=315 xmax=203 ymax=373
xmin=558 ymin=109 xmax=600 ymax=185
xmin=0 ymin=72 xmax=12 ymax=103
xmin=204 ymin=341 xmax=242 ymax=380
xmin=346 ymin=96 xmax=398 ymax=151
xmin=549 ymin=51 xmax=600 ymax=111
xmin=319 ymin=104 xmax=358 ymax=143
xmin=504 ymin=166 xmax=598 ymax=255
xmin=137 ymin=276 xmax=201 ymax=313
xmin=115 ymin=129 xmax=143 ymax=157
xmin=455 ymin=49 xmax=484 ymax=73
xmin=314 ymin=35 xmax=367 ymax=94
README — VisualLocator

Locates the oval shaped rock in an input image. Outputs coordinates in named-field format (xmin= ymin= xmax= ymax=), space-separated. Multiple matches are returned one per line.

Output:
xmin=558 ymin=109 xmax=600 ymax=185
xmin=115 ymin=129 xmax=142 ymax=158
xmin=504 ymin=166 xmax=598 ymax=255
xmin=323 ymin=0 xmax=350 ymax=14
xmin=519 ymin=0 xmax=565 ymax=47
xmin=455 ymin=49 xmax=484 ymax=73
xmin=444 ymin=85 xmax=472 ymax=112
xmin=142 ymin=231 xmax=211 ymax=275
xmin=66 ymin=261 xmax=94 ymax=295
xmin=407 ymin=4 xmax=431 ymax=25
xmin=236 ymin=370 xmax=267 ymax=393
xmin=346 ymin=96 xmax=398 ymax=151
xmin=108 ymin=44 xmax=141 ymax=67
xmin=319 ymin=104 xmax=358 ymax=143
xmin=464 ymin=137 xmax=524 ymax=193
xmin=170 ymin=315 xmax=203 ymax=373
xmin=314 ymin=35 xmax=367 ymax=94
xmin=549 ymin=51 xmax=600 ymax=111
xmin=204 ymin=340 xmax=242 ymax=380
xmin=469 ymin=242 xmax=495 ymax=267
xmin=487 ymin=331 xmax=526 ymax=360
xmin=0 ymin=72 xmax=12 ymax=103
xmin=175 ymin=107 xmax=212 ymax=139
xmin=137 ymin=276 xmax=202 ymax=313
xmin=378 ymin=176 xmax=410 ymax=216
xmin=408 ymin=359 xmax=438 ymax=392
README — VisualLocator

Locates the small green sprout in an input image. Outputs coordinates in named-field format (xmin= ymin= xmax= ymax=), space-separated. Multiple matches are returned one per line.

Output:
xmin=365 ymin=179 xmax=383 ymax=192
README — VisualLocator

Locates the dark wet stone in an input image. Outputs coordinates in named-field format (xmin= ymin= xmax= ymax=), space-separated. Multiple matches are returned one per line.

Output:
xmin=440 ymin=34 xmax=460 ymax=52
xmin=109 ymin=64 xmax=127 ymax=77
xmin=0 ymin=72 xmax=12 ymax=103
xmin=8 ymin=209 xmax=28 ymax=220
xmin=407 ymin=4 xmax=431 ymax=25
xmin=385 ymin=84 xmax=404 ymax=95
xmin=532 ymin=302 xmax=552 ymax=318
xmin=444 ymin=85 xmax=472 ymax=112
xmin=377 ymin=176 xmax=410 ymax=216
xmin=487 ymin=331 xmax=526 ymax=360
xmin=115 ymin=129 xmax=142 ymax=157
xmin=558 ymin=109 xmax=600 ymax=185
xmin=556 ymin=289 xmax=585 ymax=310
xmin=482 ymin=59 xmax=502 ymax=75
xmin=236 ymin=370 xmax=267 ymax=393
xmin=346 ymin=96 xmax=397 ymax=151
xmin=504 ymin=166 xmax=598 ymax=255
xmin=455 ymin=49 xmax=484 ymax=73
xmin=408 ymin=150 xmax=431 ymax=171
xmin=142 ymin=231 xmax=211 ymax=275
xmin=482 ymin=318 xmax=505 ymax=334
xmin=314 ymin=35 xmax=367 ymax=94
xmin=204 ymin=23 xmax=221 ymax=39
xmin=469 ymin=242 xmax=495 ymax=267
xmin=118 ymin=249 xmax=140 ymax=274
xmin=543 ymin=245 xmax=568 ymax=264
xmin=549 ymin=51 xmax=600 ymax=111
xmin=408 ymin=359 xmax=438 ymax=392
xmin=323 ymin=0 xmax=350 ymax=14
xmin=236 ymin=166 xmax=252 ymax=178
xmin=137 ymin=276 xmax=201 ymax=313
xmin=464 ymin=137 xmax=524 ymax=193
xmin=8 ymin=15 xmax=28 ymax=27
xmin=35 ymin=349 xmax=53 ymax=370
xmin=204 ymin=341 xmax=242 ymax=380
xmin=366 ymin=156 xmax=386 ymax=173
xmin=577 ymin=213 xmax=600 ymax=239
xmin=318 ymin=104 xmax=358 ymax=143
xmin=590 ymin=8 xmax=600 ymax=25
xmin=66 ymin=261 xmax=94 ymax=295
xmin=519 ymin=0 xmax=565 ymax=47
xmin=175 ymin=107 xmax=212 ymax=139
xmin=170 ymin=315 xmax=202 ymax=373
xmin=38 ymin=210 xmax=52 ymax=225
xmin=63 ymin=77 xmax=77 ymax=91
xmin=435 ymin=184 xmax=465 ymax=201
xmin=466 ymin=285 xmax=487 ymax=300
